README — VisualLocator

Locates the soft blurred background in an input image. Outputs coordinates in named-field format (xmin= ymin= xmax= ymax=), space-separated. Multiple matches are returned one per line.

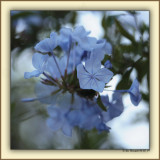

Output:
xmin=11 ymin=11 xmax=149 ymax=149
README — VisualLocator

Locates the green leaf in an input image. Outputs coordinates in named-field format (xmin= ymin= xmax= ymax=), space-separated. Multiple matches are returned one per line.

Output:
xmin=134 ymin=58 xmax=149 ymax=82
xmin=116 ymin=68 xmax=132 ymax=90
xmin=97 ymin=96 xmax=107 ymax=111
xmin=115 ymin=19 xmax=135 ymax=43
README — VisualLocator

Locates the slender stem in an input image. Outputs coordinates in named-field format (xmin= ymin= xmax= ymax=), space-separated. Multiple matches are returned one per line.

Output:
xmin=51 ymin=52 xmax=63 ymax=77
xmin=43 ymin=72 xmax=62 ymax=87
xmin=65 ymin=50 xmax=71 ymax=77
xmin=51 ymin=52 xmax=67 ymax=86
xmin=21 ymin=88 xmax=62 ymax=103
xmin=73 ymin=48 xmax=76 ymax=71
xmin=104 ymin=89 xmax=128 ymax=93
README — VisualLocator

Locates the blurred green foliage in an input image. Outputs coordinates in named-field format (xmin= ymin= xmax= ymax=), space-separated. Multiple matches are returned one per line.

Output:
xmin=11 ymin=11 xmax=149 ymax=149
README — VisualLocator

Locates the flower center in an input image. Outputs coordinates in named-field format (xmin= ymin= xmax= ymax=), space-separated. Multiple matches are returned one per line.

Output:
xmin=90 ymin=74 xmax=94 ymax=79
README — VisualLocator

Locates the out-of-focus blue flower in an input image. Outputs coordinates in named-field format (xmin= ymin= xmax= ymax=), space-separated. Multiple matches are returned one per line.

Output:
xmin=77 ymin=58 xmax=113 ymax=92
xmin=71 ymin=26 xmax=98 ymax=51
xmin=46 ymin=106 xmax=72 ymax=136
xmin=58 ymin=27 xmax=72 ymax=52
xmin=110 ymin=79 xmax=141 ymax=106
xmin=96 ymin=39 xmax=112 ymax=55
xmin=104 ymin=60 xmax=112 ymax=69
xmin=24 ymin=53 xmax=49 ymax=79
xmin=72 ymin=26 xmax=90 ymax=40
xmin=128 ymin=79 xmax=142 ymax=106
xmin=45 ymin=55 xmax=72 ymax=79
xmin=67 ymin=98 xmax=110 ymax=132
xmin=34 ymin=32 xmax=58 ymax=53
xmin=35 ymin=82 xmax=61 ymax=104
xmin=96 ymin=123 xmax=111 ymax=133
xmin=101 ymin=93 xmax=124 ymax=122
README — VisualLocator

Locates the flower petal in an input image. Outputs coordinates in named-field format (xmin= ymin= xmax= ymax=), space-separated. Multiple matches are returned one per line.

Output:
xmin=95 ymin=68 xmax=113 ymax=83
xmin=61 ymin=123 xmax=72 ymax=137
xmin=128 ymin=79 xmax=142 ymax=106
xmin=78 ymin=37 xmax=97 ymax=51
xmin=73 ymin=26 xmax=90 ymax=38
xmin=32 ymin=53 xmax=49 ymax=70
xmin=46 ymin=118 xmax=62 ymax=132
xmin=58 ymin=27 xmax=72 ymax=52
xmin=35 ymin=82 xmax=60 ymax=104
xmin=102 ymin=93 xmax=124 ymax=122
xmin=47 ymin=106 xmax=60 ymax=118
xmin=104 ymin=60 xmax=112 ymax=69
xmin=89 ymin=78 xmax=105 ymax=92
xmin=34 ymin=33 xmax=57 ymax=53
xmin=85 ymin=58 xmax=101 ymax=74
xmin=24 ymin=70 xmax=42 ymax=79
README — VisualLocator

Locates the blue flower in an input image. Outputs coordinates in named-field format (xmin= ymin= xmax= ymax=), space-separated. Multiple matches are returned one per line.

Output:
xmin=24 ymin=53 xmax=49 ymax=79
xmin=77 ymin=58 xmax=113 ymax=92
xmin=104 ymin=60 xmax=112 ymax=69
xmin=101 ymin=93 xmax=124 ymax=122
xmin=96 ymin=123 xmax=111 ymax=133
xmin=46 ymin=106 xmax=72 ymax=136
xmin=34 ymin=32 xmax=58 ymax=53
xmin=96 ymin=39 xmax=112 ymax=55
xmin=67 ymin=98 xmax=110 ymax=132
xmin=23 ymin=26 xmax=142 ymax=137
xmin=71 ymin=26 xmax=97 ymax=51
xmin=35 ymin=82 xmax=61 ymax=104
xmin=128 ymin=79 xmax=142 ymax=106
xmin=45 ymin=55 xmax=70 ymax=79
xmin=109 ymin=79 xmax=142 ymax=106
xmin=58 ymin=27 xmax=72 ymax=52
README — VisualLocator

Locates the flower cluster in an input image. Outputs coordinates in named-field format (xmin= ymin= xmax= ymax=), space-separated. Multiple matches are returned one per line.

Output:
xmin=23 ymin=26 xmax=141 ymax=136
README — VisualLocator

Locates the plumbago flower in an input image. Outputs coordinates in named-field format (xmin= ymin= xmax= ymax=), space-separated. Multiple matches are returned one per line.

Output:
xmin=23 ymin=26 xmax=142 ymax=137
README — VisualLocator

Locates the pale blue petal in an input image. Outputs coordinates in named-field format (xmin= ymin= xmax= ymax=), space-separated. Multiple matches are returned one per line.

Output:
xmin=59 ymin=27 xmax=72 ymax=52
xmin=101 ymin=93 xmax=124 ymax=122
xmin=67 ymin=110 xmax=83 ymax=126
xmin=128 ymin=79 xmax=142 ymax=106
xmin=85 ymin=58 xmax=101 ymax=74
xmin=82 ymin=115 xmax=100 ymax=130
xmin=50 ymin=32 xmax=58 ymax=38
xmin=59 ymin=56 xmax=68 ymax=75
xmin=71 ymin=93 xmax=83 ymax=109
xmin=45 ymin=56 xmax=61 ymax=79
xmin=95 ymin=68 xmax=113 ymax=83
xmin=90 ymin=47 xmax=106 ymax=62
xmin=73 ymin=26 xmax=90 ymax=38
xmin=34 ymin=35 xmax=57 ymax=53
xmin=96 ymin=39 xmax=106 ymax=48
xmin=104 ymin=60 xmax=112 ymax=69
xmin=89 ymin=78 xmax=105 ymax=92
xmin=24 ymin=70 xmax=42 ymax=79
xmin=79 ymin=77 xmax=92 ymax=90
xmin=60 ymin=27 xmax=72 ymax=36
xmin=105 ymin=42 xmax=112 ymax=55
xmin=55 ymin=92 xmax=72 ymax=109
xmin=94 ymin=39 xmax=112 ymax=55
xmin=77 ymin=64 xmax=90 ymax=78
xmin=96 ymin=123 xmax=110 ymax=133
xmin=77 ymin=64 xmax=91 ymax=89
xmin=61 ymin=123 xmax=72 ymax=137
xmin=47 ymin=106 xmax=60 ymax=118
xmin=21 ymin=97 xmax=38 ymax=102
xmin=69 ymin=45 xmax=84 ymax=67
xmin=32 ymin=53 xmax=49 ymax=70
xmin=46 ymin=118 xmax=62 ymax=132
xmin=78 ymin=37 xmax=97 ymax=51
xmin=35 ymin=82 xmax=60 ymax=104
